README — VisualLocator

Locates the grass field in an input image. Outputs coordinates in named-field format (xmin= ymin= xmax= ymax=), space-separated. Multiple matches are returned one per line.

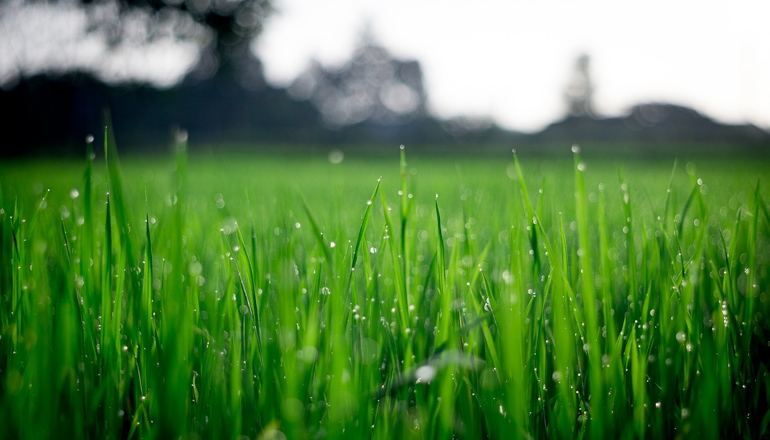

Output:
xmin=1 ymin=142 xmax=769 ymax=439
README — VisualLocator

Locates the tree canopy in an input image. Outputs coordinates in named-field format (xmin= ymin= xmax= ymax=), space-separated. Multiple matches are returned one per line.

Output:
xmin=0 ymin=0 xmax=273 ymax=85
xmin=288 ymin=30 xmax=428 ymax=127
xmin=94 ymin=0 xmax=271 ymax=76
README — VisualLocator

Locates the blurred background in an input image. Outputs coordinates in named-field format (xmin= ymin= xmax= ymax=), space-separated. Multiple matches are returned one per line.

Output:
xmin=1 ymin=0 xmax=768 ymax=157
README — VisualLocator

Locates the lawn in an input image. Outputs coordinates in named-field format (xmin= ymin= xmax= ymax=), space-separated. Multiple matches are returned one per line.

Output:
xmin=1 ymin=143 xmax=769 ymax=439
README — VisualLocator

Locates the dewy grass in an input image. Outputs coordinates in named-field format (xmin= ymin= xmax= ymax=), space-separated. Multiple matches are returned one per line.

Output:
xmin=1 ymin=143 xmax=769 ymax=440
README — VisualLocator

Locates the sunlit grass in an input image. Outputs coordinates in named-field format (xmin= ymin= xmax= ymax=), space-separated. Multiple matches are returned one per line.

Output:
xmin=1 ymin=142 xmax=769 ymax=439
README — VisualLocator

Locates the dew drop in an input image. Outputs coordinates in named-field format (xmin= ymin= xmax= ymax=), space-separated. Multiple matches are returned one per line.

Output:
xmin=415 ymin=366 xmax=436 ymax=383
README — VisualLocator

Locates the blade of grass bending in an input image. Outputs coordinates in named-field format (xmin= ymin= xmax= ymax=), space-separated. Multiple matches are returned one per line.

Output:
xmin=757 ymin=191 xmax=770 ymax=227
xmin=250 ymin=220 xmax=263 ymax=311
xmin=77 ymin=138 xmax=99 ymax=425
xmin=468 ymin=279 xmax=501 ymax=371
xmin=677 ymin=184 xmax=699 ymax=239
xmin=112 ymin=238 xmax=127 ymax=378
xmin=574 ymin=149 xmax=605 ymax=438
xmin=348 ymin=178 xmax=380 ymax=290
xmin=157 ymin=131 xmax=193 ymax=439
xmin=531 ymin=204 xmax=581 ymax=438
xmin=628 ymin=327 xmax=646 ymax=438
xmin=434 ymin=195 xmax=450 ymax=348
xmin=596 ymin=185 xmax=617 ymax=343
xmin=380 ymin=190 xmax=409 ymax=335
xmin=399 ymin=146 xmax=411 ymax=294
xmin=398 ymin=146 xmax=413 ymax=347
xmin=618 ymin=170 xmax=639 ymax=314
xmin=58 ymin=213 xmax=91 ymax=430
xmin=499 ymin=220 xmax=531 ymax=435
xmin=100 ymin=181 xmax=120 ymax=437
xmin=300 ymin=195 xmax=333 ymax=274
xmin=431 ymin=309 xmax=494 ymax=362
xmin=80 ymin=137 xmax=95 ymax=331
xmin=513 ymin=152 xmax=541 ymax=278
xmin=101 ymin=194 xmax=112 ymax=357
xmin=60 ymin=219 xmax=72 ymax=263
xmin=9 ymin=201 xmax=23 ymax=333
xmin=431 ymin=194 xmax=455 ymax=439
xmin=373 ymin=350 xmax=486 ymax=399
xmin=743 ymin=182 xmax=759 ymax=356
xmin=140 ymin=211 xmax=155 ymax=398
xmin=234 ymin=258 xmax=262 ymax=355
xmin=235 ymin=226 xmax=262 ymax=354
xmin=102 ymin=118 xmax=138 ymax=290
xmin=23 ymin=189 xmax=50 ymax=243
xmin=662 ymin=159 xmax=678 ymax=227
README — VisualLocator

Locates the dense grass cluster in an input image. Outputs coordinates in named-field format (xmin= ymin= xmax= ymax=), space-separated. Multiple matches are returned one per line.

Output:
xmin=1 ymin=139 xmax=769 ymax=439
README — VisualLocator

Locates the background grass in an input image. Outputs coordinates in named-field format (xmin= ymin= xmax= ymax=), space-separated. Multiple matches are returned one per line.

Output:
xmin=1 ymin=146 xmax=769 ymax=439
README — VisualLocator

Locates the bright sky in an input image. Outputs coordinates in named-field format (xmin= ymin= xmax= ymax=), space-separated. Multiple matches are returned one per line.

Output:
xmin=256 ymin=0 xmax=770 ymax=132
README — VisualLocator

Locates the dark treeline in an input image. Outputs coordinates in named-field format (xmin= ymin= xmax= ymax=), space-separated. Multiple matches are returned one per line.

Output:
xmin=2 ymin=70 xmax=769 ymax=158
xmin=2 ymin=44 xmax=769 ymax=158
xmin=0 ymin=70 xmax=468 ymax=157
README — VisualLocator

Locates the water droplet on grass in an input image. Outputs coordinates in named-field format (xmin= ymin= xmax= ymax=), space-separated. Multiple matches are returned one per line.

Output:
xmin=328 ymin=149 xmax=344 ymax=164
xmin=415 ymin=366 xmax=436 ymax=383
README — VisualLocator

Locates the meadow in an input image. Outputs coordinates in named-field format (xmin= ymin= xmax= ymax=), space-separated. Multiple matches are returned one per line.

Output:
xmin=1 ymin=141 xmax=769 ymax=439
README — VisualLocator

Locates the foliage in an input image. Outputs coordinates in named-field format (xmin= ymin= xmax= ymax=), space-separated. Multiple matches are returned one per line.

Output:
xmin=288 ymin=29 xmax=428 ymax=127
xmin=1 ymin=144 xmax=769 ymax=439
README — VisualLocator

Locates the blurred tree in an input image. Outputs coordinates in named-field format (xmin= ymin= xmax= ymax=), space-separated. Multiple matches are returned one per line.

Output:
xmin=92 ymin=0 xmax=272 ymax=83
xmin=563 ymin=53 xmax=595 ymax=117
xmin=1 ymin=0 xmax=272 ymax=85
xmin=288 ymin=28 xmax=428 ymax=127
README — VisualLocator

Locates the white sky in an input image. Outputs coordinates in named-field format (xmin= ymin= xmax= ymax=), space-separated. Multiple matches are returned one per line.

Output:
xmin=256 ymin=0 xmax=770 ymax=132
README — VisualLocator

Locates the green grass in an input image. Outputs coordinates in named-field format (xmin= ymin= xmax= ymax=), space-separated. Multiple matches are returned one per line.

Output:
xmin=1 ymin=143 xmax=769 ymax=439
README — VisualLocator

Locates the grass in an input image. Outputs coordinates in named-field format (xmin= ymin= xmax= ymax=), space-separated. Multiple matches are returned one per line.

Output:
xmin=1 ymin=141 xmax=769 ymax=439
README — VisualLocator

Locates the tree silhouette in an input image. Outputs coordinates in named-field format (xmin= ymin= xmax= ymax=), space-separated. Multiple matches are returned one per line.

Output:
xmin=288 ymin=28 xmax=428 ymax=127
xmin=3 ymin=0 xmax=272 ymax=83
xmin=563 ymin=53 xmax=595 ymax=118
